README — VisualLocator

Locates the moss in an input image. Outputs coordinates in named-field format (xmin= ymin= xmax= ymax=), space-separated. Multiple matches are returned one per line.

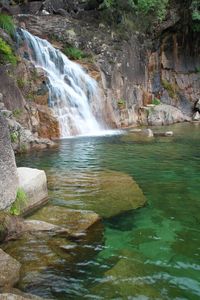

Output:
xmin=9 ymin=188 xmax=27 ymax=216
xmin=63 ymin=46 xmax=91 ymax=61
xmin=161 ymin=79 xmax=177 ymax=99
xmin=0 ymin=14 xmax=15 ymax=37
xmin=0 ymin=37 xmax=17 ymax=65
xmin=12 ymin=108 xmax=22 ymax=118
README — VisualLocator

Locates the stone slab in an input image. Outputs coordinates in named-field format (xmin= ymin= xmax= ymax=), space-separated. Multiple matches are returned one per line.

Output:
xmin=17 ymin=167 xmax=48 ymax=214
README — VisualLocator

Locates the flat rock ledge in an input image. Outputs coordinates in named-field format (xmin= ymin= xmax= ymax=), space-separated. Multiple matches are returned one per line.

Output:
xmin=17 ymin=167 xmax=48 ymax=215
xmin=0 ymin=249 xmax=21 ymax=289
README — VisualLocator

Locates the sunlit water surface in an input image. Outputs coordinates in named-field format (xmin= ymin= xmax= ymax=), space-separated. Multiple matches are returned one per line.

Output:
xmin=4 ymin=123 xmax=200 ymax=299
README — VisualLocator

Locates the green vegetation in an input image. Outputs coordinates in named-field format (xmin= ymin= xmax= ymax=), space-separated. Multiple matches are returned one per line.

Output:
xmin=20 ymin=143 xmax=28 ymax=153
xmin=152 ymin=98 xmax=160 ymax=105
xmin=12 ymin=108 xmax=22 ymax=118
xmin=63 ymin=46 xmax=87 ymax=60
xmin=99 ymin=0 xmax=169 ymax=23
xmin=17 ymin=78 xmax=26 ymax=89
xmin=117 ymin=98 xmax=126 ymax=109
xmin=9 ymin=188 xmax=27 ymax=216
xmin=195 ymin=66 xmax=200 ymax=73
xmin=191 ymin=0 xmax=200 ymax=32
xmin=0 ymin=37 xmax=17 ymax=65
xmin=0 ymin=14 xmax=15 ymax=36
xmin=162 ymin=79 xmax=177 ymax=99
xmin=10 ymin=131 xmax=19 ymax=143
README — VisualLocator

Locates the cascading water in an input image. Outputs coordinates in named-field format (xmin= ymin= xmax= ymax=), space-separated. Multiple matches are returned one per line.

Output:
xmin=20 ymin=29 xmax=104 ymax=137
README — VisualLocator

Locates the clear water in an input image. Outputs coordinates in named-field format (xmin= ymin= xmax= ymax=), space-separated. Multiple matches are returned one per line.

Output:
xmin=4 ymin=123 xmax=200 ymax=299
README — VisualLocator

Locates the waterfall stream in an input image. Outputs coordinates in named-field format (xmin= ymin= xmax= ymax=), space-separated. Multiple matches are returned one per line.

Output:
xmin=20 ymin=29 xmax=105 ymax=138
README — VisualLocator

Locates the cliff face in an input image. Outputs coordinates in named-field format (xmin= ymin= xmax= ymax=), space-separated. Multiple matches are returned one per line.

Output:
xmin=0 ymin=0 xmax=199 ymax=144
xmin=0 ymin=114 xmax=18 ymax=209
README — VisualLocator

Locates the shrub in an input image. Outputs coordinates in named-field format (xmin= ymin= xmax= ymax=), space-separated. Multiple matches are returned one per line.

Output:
xmin=0 ymin=14 xmax=15 ymax=36
xmin=17 ymin=78 xmax=26 ymax=89
xmin=117 ymin=98 xmax=126 ymax=109
xmin=63 ymin=46 xmax=86 ymax=60
xmin=9 ymin=188 xmax=27 ymax=216
xmin=100 ymin=0 xmax=169 ymax=22
xmin=10 ymin=131 xmax=19 ymax=143
xmin=152 ymin=98 xmax=160 ymax=105
xmin=0 ymin=37 xmax=17 ymax=65
xmin=12 ymin=108 xmax=22 ymax=118
xmin=161 ymin=79 xmax=177 ymax=99
xmin=191 ymin=0 xmax=200 ymax=32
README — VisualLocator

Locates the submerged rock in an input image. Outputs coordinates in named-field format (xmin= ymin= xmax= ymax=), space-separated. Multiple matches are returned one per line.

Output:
xmin=47 ymin=171 xmax=146 ymax=218
xmin=154 ymin=131 xmax=174 ymax=137
xmin=91 ymin=171 xmax=146 ymax=217
xmin=29 ymin=205 xmax=101 ymax=237
xmin=0 ymin=249 xmax=21 ymax=289
xmin=17 ymin=167 xmax=48 ymax=215
xmin=92 ymin=250 xmax=161 ymax=299
xmin=130 ymin=128 xmax=154 ymax=137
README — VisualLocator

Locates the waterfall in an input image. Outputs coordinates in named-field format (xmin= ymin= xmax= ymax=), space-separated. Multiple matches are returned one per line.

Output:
xmin=20 ymin=29 xmax=104 ymax=137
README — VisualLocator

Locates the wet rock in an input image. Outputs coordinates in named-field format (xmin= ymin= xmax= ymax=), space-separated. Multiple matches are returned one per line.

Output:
xmin=147 ymin=104 xmax=190 ymax=125
xmin=0 ymin=249 xmax=21 ymax=288
xmin=30 ymin=205 xmax=101 ymax=237
xmin=130 ymin=128 xmax=154 ymax=137
xmin=0 ymin=115 xmax=18 ymax=210
xmin=37 ymin=105 xmax=60 ymax=139
xmin=154 ymin=131 xmax=174 ymax=137
xmin=17 ymin=167 xmax=48 ymax=215
xmin=23 ymin=220 xmax=68 ymax=234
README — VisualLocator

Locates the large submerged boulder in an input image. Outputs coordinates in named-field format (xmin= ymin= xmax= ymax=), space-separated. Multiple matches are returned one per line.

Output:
xmin=0 ymin=115 xmax=19 ymax=210
xmin=48 ymin=170 xmax=146 ymax=218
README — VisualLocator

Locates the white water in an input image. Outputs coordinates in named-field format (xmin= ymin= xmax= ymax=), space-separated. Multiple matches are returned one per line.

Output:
xmin=21 ymin=29 xmax=106 ymax=137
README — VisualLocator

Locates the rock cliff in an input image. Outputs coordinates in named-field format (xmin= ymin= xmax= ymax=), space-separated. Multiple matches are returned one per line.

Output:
xmin=0 ymin=0 xmax=199 ymax=142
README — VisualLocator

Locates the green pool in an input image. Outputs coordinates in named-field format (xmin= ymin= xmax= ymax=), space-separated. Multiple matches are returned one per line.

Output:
xmin=4 ymin=123 xmax=200 ymax=299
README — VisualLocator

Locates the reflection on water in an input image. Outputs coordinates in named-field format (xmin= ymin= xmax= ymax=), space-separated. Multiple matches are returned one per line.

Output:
xmin=4 ymin=123 xmax=200 ymax=299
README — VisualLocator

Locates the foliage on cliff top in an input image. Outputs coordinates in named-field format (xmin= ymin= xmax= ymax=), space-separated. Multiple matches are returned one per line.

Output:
xmin=100 ymin=0 xmax=169 ymax=22
xmin=0 ymin=37 xmax=17 ymax=65
xmin=0 ymin=14 xmax=15 ymax=36
xmin=191 ymin=0 xmax=200 ymax=31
